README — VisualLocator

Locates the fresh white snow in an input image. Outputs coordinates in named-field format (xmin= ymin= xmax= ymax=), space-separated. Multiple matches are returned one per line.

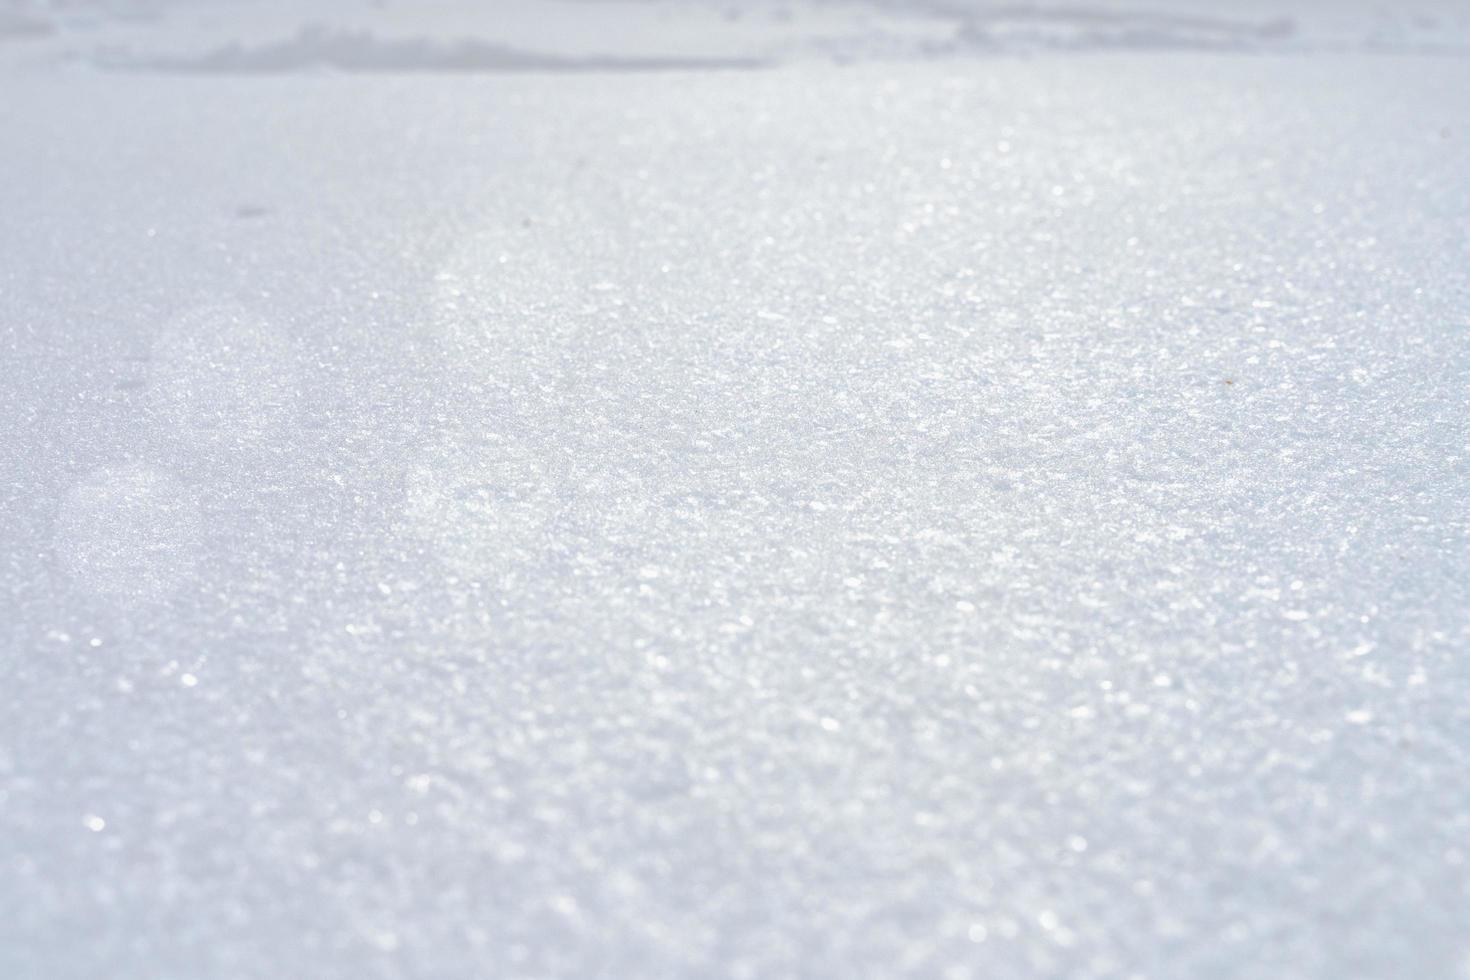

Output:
xmin=2 ymin=1 xmax=1470 ymax=978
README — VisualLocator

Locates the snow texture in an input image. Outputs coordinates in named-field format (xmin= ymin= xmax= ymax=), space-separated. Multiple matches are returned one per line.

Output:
xmin=2 ymin=1 xmax=1470 ymax=979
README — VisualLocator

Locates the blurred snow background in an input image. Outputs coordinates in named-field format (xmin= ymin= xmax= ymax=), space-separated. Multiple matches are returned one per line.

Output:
xmin=3 ymin=0 xmax=1470 ymax=65
xmin=2 ymin=1 xmax=1469 ymax=979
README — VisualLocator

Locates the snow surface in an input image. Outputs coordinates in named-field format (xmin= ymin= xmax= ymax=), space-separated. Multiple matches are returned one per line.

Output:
xmin=3 ymin=1 xmax=1470 ymax=978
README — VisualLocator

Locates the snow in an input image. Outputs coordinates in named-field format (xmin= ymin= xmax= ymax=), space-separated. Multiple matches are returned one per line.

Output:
xmin=3 ymin=2 xmax=1470 ymax=978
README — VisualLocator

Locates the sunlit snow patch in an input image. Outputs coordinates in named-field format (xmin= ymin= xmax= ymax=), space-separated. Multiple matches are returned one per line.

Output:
xmin=142 ymin=303 xmax=304 ymax=468
xmin=53 ymin=464 xmax=202 ymax=604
